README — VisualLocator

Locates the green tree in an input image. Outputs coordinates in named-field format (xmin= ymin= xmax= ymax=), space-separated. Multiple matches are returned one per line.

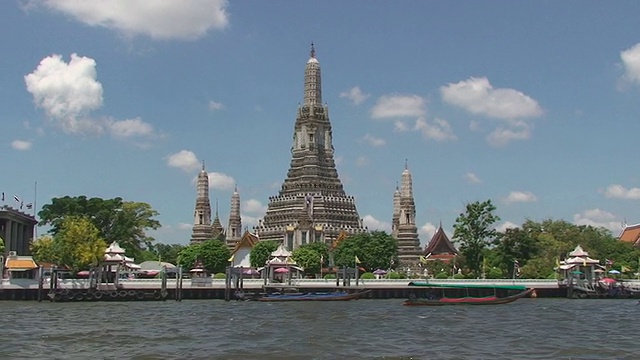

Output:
xmin=177 ymin=240 xmax=231 ymax=274
xmin=453 ymin=200 xmax=500 ymax=277
xmin=333 ymin=231 xmax=397 ymax=270
xmin=494 ymin=227 xmax=540 ymax=277
xmin=250 ymin=241 xmax=278 ymax=268
xmin=38 ymin=196 xmax=161 ymax=258
xmin=139 ymin=243 xmax=185 ymax=265
xmin=0 ymin=236 xmax=4 ymax=254
xmin=32 ymin=216 xmax=107 ymax=272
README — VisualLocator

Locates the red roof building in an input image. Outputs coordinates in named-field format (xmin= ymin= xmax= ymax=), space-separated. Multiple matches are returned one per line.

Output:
xmin=423 ymin=224 xmax=458 ymax=263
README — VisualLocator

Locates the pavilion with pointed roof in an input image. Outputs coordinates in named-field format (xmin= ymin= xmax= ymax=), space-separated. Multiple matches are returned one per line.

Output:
xmin=423 ymin=224 xmax=458 ymax=263
xmin=557 ymin=245 xmax=601 ymax=283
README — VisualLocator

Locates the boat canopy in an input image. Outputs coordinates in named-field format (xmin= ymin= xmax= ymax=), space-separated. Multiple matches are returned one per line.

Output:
xmin=407 ymin=282 xmax=528 ymax=291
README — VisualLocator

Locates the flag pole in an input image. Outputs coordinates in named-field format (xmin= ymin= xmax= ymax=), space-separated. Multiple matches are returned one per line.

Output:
xmin=34 ymin=181 xmax=38 ymax=241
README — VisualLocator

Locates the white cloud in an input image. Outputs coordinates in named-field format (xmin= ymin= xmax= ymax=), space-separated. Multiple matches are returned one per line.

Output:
xmin=25 ymin=54 xmax=103 ymax=133
xmin=208 ymin=172 xmax=235 ymax=190
xmin=108 ymin=117 xmax=155 ymax=138
xmin=166 ymin=150 xmax=200 ymax=172
xmin=504 ymin=191 xmax=537 ymax=204
xmin=208 ymin=100 xmax=224 ymax=111
xmin=25 ymin=53 xmax=156 ymax=139
xmin=414 ymin=117 xmax=457 ymax=141
xmin=419 ymin=222 xmax=437 ymax=241
xmin=340 ymin=86 xmax=370 ymax=105
xmin=620 ymin=43 xmax=640 ymax=85
xmin=177 ymin=223 xmax=192 ymax=230
xmin=241 ymin=214 xmax=260 ymax=230
xmin=486 ymin=122 xmax=532 ymax=147
xmin=362 ymin=215 xmax=391 ymax=232
xmin=573 ymin=209 xmax=621 ymax=233
xmin=355 ymin=156 xmax=369 ymax=167
xmin=394 ymin=120 xmax=409 ymax=132
xmin=243 ymin=199 xmax=267 ymax=214
xmin=496 ymin=221 xmax=519 ymax=232
xmin=371 ymin=94 xmax=426 ymax=119
xmin=464 ymin=172 xmax=482 ymax=184
xmin=41 ymin=0 xmax=229 ymax=40
xmin=11 ymin=140 xmax=32 ymax=151
xmin=602 ymin=184 xmax=640 ymax=200
xmin=440 ymin=77 xmax=543 ymax=120
xmin=362 ymin=133 xmax=386 ymax=147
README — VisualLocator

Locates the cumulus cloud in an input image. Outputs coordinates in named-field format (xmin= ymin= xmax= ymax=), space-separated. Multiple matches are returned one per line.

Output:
xmin=620 ymin=43 xmax=640 ymax=85
xmin=208 ymin=100 xmax=224 ymax=111
xmin=362 ymin=215 xmax=391 ymax=232
xmin=464 ymin=172 xmax=482 ymax=184
xmin=362 ymin=133 xmax=386 ymax=147
xmin=41 ymin=0 xmax=229 ymax=40
xmin=440 ymin=77 xmax=543 ymax=120
xmin=371 ymin=94 xmax=426 ymax=119
xmin=340 ymin=86 xmax=370 ymax=105
xmin=602 ymin=184 xmax=640 ymax=200
xmin=25 ymin=54 xmax=102 ymax=129
xmin=243 ymin=199 xmax=267 ymax=214
xmin=496 ymin=221 xmax=519 ymax=232
xmin=419 ymin=222 xmax=437 ymax=242
xmin=208 ymin=172 xmax=235 ymax=190
xmin=166 ymin=150 xmax=200 ymax=172
xmin=25 ymin=53 xmax=156 ymax=139
xmin=504 ymin=191 xmax=537 ymax=204
xmin=573 ymin=209 xmax=621 ymax=233
xmin=414 ymin=117 xmax=457 ymax=141
xmin=11 ymin=140 xmax=32 ymax=151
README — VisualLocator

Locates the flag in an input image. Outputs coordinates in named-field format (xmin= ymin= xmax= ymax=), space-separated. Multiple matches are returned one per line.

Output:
xmin=355 ymin=255 xmax=361 ymax=264
xmin=20 ymin=201 xmax=23 ymax=209
xmin=419 ymin=256 xmax=428 ymax=264
xmin=14 ymin=195 xmax=20 ymax=203
xmin=1 ymin=192 xmax=4 ymax=201
xmin=514 ymin=260 xmax=521 ymax=277
xmin=228 ymin=254 xmax=235 ymax=262
xmin=320 ymin=255 xmax=324 ymax=264
xmin=26 ymin=203 xmax=33 ymax=209
xmin=621 ymin=265 xmax=631 ymax=273
xmin=555 ymin=257 xmax=560 ymax=268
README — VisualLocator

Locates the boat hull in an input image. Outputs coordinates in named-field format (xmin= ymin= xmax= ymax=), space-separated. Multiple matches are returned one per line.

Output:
xmin=403 ymin=288 xmax=533 ymax=306
xmin=258 ymin=290 xmax=370 ymax=302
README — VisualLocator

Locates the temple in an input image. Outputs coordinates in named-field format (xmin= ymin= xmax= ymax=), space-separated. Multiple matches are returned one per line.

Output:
xmin=255 ymin=44 xmax=366 ymax=249
xmin=423 ymin=224 xmax=458 ymax=263
xmin=391 ymin=161 xmax=423 ymax=268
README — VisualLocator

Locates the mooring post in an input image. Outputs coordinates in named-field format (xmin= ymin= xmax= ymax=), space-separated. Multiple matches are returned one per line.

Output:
xmin=224 ymin=266 xmax=230 ymax=301
xmin=175 ymin=266 xmax=182 ymax=301
xmin=37 ymin=265 xmax=43 ymax=302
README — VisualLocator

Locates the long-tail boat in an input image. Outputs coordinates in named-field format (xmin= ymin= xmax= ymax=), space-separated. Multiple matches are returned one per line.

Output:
xmin=403 ymin=282 xmax=533 ymax=306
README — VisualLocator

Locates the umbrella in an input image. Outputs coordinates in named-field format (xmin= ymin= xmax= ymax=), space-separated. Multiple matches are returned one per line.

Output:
xmin=243 ymin=268 xmax=259 ymax=275
xmin=373 ymin=269 xmax=387 ymax=275
xmin=599 ymin=277 xmax=616 ymax=284
xmin=76 ymin=270 xmax=90 ymax=277
xmin=608 ymin=269 xmax=621 ymax=274
xmin=571 ymin=270 xmax=583 ymax=275
xmin=274 ymin=267 xmax=289 ymax=274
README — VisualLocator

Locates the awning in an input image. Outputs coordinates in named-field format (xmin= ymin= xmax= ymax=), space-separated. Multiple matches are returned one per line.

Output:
xmin=5 ymin=258 xmax=38 ymax=271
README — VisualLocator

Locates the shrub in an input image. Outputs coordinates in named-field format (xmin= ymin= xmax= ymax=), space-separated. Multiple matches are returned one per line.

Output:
xmin=435 ymin=272 xmax=449 ymax=279
xmin=360 ymin=272 xmax=375 ymax=279
xmin=213 ymin=273 xmax=226 ymax=279
xmin=323 ymin=274 xmax=336 ymax=279
xmin=388 ymin=272 xmax=403 ymax=279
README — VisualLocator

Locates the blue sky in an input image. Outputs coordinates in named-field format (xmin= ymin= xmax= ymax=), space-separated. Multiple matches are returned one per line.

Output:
xmin=3 ymin=1 xmax=640 ymax=247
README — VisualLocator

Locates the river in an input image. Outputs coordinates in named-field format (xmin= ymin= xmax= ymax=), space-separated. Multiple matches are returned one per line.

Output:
xmin=0 ymin=298 xmax=637 ymax=359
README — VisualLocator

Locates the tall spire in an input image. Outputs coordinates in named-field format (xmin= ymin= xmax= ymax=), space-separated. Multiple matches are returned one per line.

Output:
xmin=392 ymin=161 xmax=421 ymax=269
xmin=304 ymin=43 xmax=322 ymax=106
xmin=256 ymin=45 xmax=365 ymax=249
xmin=191 ymin=162 xmax=213 ymax=244
xmin=226 ymin=184 xmax=242 ymax=248
xmin=401 ymin=159 xmax=413 ymax=198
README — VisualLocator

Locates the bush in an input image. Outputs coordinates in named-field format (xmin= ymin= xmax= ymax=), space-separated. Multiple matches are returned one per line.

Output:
xmin=453 ymin=273 xmax=466 ymax=280
xmin=360 ymin=272 xmax=375 ymax=279
xmin=323 ymin=274 xmax=336 ymax=279
xmin=388 ymin=271 xmax=403 ymax=279
xmin=435 ymin=272 xmax=449 ymax=279
xmin=213 ymin=273 xmax=226 ymax=279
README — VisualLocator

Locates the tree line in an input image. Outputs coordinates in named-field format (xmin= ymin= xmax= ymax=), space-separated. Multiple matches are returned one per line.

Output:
xmin=29 ymin=196 xmax=640 ymax=278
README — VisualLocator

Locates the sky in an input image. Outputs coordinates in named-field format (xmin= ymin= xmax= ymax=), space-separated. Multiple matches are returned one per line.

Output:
xmin=2 ymin=1 xmax=640 ymax=247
